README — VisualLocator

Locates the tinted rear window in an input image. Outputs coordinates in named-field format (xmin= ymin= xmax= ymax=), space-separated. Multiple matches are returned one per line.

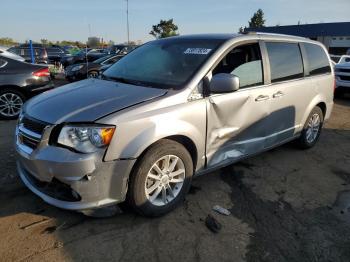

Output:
xmin=47 ymin=47 xmax=63 ymax=54
xmin=266 ymin=42 xmax=304 ymax=83
xmin=304 ymin=43 xmax=331 ymax=76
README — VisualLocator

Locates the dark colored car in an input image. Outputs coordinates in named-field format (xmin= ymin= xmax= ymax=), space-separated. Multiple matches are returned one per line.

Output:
xmin=8 ymin=44 xmax=48 ymax=64
xmin=0 ymin=56 xmax=54 ymax=119
xmin=60 ymin=49 xmax=109 ymax=68
xmin=109 ymin=44 xmax=137 ymax=55
xmin=46 ymin=46 xmax=69 ymax=64
xmin=65 ymin=55 xmax=123 ymax=82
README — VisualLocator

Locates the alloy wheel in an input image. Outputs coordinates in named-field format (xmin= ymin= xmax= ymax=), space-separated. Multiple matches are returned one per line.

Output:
xmin=145 ymin=155 xmax=186 ymax=206
xmin=0 ymin=92 xmax=23 ymax=117
xmin=306 ymin=113 xmax=321 ymax=143
xmin=88 ymin=71 xmax=99 ymax=78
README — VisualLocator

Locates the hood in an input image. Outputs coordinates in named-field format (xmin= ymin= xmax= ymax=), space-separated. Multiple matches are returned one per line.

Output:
xmin=24 ymin=79 xmax=167 ymax=124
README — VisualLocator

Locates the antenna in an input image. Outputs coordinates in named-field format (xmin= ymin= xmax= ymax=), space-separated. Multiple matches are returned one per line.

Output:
xmin=126 ymin=0 xmax=130 ymax=44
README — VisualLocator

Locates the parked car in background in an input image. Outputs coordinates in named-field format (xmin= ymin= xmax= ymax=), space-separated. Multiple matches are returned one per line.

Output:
xmin=330 ymin=54 xmax=341 ymax=64
xmin=0 ymin=56 xmax=53 ymax=119
xmin=0 ymin=46 xmax=25 ymax=62
xmin=65 ymin=54 xmax=123 ymax=82
xmin=109 ymin=44 xmax=137 ymax=55
xmin=60 ymin=49 xmax=109 ymax=68
xmin=15 ymin=33 xmax=333 ymax=217
xmin=335 ymin=55 xmax=350 ymax=97
xmin=8 ymin=44 xmax=48 ymax=64
xmin=46 ymin=46 xmax=69 ymax=64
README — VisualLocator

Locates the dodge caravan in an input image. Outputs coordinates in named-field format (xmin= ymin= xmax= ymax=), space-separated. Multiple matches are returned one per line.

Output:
xmin=15 ymin=33 xmax=334 ymax=216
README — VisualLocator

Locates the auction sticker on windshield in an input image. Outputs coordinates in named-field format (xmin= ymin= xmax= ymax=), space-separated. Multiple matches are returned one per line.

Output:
xmin=184 ymin=48 xmax=212 ymax=55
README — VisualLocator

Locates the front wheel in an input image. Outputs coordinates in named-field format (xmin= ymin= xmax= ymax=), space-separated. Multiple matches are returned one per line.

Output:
xmin=297 ymin=106 xmax=324 ymax=149
xmin=88 ymin=70 xmax=99 ymax=78
xmin=127 ymin=139 xmax=193 ymax=217
xmin=0 ymin=89 xmax=25 ymax=120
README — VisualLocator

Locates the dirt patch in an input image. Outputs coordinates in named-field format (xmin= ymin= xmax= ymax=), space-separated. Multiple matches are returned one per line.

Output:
xmin=221 ymin=165 xmax=350 ymax=262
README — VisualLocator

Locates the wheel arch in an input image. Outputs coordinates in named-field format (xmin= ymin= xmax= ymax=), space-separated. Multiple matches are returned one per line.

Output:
xmin=316 ymin=101 xmax=327 ymax=119
xmin=133 ymin=135 xmax=198 ymax=171
xmin=300 ymin=96 xmax=328 ymax=130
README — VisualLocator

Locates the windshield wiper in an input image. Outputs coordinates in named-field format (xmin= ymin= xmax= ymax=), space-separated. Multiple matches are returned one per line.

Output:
xmin=103 ymin=75 xmax=151 ymax=87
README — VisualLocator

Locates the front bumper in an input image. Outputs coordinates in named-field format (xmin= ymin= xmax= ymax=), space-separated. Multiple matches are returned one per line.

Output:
xmin=15 ymin=124 xmax=136 ymax=211
xmin=336 ymin=75 xmax=350 ymax=89
xmin=65 ymin=71 xmax=85 ymax=82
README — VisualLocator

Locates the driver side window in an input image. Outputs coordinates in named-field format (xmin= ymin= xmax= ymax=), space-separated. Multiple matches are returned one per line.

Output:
xmin=213 ymin=43 xmax=263 ymax=88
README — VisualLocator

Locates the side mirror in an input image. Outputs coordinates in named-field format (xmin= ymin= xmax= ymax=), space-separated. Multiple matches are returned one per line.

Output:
xmin=210 ymin=73 xmax=240 ymax=93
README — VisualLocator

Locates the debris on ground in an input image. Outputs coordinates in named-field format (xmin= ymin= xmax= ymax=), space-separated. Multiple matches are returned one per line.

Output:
xmin=213 ymin=205 xmax=231 ymax=216
xmin=20 ymin=219 xmax=52 ymax=230
xmin=205 ymin=214 xmax=222 ymax=233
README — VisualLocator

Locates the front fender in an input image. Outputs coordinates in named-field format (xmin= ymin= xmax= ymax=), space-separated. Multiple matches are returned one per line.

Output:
xmin=103 ymin=99 xmax=207 ymax=171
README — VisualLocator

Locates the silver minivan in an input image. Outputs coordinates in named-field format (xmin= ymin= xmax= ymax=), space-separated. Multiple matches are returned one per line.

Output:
xmin=16 ymin=33 xmax=334 ymax=216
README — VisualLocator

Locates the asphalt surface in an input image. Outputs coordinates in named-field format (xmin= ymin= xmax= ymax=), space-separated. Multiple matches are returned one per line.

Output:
xmin=0 ymin=90 xmax=350 ymax=262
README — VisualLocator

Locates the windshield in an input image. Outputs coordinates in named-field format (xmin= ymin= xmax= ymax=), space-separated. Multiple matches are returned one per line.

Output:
xmin=93 ymin=55 xmax=112 ymax=64
xmin=103 ymin=39 xmax=223 ymax=89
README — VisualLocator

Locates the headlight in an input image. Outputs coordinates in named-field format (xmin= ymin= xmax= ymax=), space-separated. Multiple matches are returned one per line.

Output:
xmin=57 ymin=125 xmax=115 ymax=153
xmin=71 ymin=64 xmax=84 ymax=71
xmin=67 ymin=57 xmax=74 ymax=61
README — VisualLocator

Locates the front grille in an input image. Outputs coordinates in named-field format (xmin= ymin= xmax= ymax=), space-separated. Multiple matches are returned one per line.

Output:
xmin=21 ymin=135 xmax=40 ymax=149
xmin=338 ymin=68 xmax=350 ymax=73
xmin=340 ymin=75 xmax=350 ymax=81
xmin=22 ymin=116 xmax=49 ymax=135
xmin=24 ymin=170 xmax=81 ymax=202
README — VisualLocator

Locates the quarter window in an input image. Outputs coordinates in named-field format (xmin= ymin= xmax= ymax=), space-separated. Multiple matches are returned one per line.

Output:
xmin=265 ymin=42 xmax=304 ymax=83
xmin=213 ymin=43 xmax=263 ymax=88
xmin=303 ymin=43 xmax=331 ymax=76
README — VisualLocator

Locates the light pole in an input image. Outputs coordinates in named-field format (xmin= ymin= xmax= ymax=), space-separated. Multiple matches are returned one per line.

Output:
xmin=126 ymin=0 xmax=130 ymax=44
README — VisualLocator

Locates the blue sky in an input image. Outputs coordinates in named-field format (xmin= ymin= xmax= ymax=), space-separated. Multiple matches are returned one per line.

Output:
xmin=1 ymin=0 xmax=349 ymax=43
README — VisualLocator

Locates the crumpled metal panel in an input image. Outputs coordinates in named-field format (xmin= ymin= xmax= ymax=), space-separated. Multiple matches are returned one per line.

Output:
xmin=206 ymin=89 xmax=270 ymax=167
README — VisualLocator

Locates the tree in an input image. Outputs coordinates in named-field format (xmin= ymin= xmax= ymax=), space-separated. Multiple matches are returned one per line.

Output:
xmin=248 ymin=9 xmax=266 ymax=28
xmin=0 ymin=37 xmax=17 ymax=46
xmin=149 ymin=19 xmax=179 ymax=39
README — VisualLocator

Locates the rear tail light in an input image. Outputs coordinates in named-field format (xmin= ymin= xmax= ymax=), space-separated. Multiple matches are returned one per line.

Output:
xmin=32 ymin=68 xmax=50 ymax=77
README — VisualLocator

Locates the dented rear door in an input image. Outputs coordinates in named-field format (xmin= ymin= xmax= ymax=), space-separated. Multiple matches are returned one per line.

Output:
xmin=206 ymin=85 xmax=274 ymax=168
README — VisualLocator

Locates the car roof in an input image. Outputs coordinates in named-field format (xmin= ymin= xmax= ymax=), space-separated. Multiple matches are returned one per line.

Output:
xmin=159 ymin=32 xmax=311 ymax=42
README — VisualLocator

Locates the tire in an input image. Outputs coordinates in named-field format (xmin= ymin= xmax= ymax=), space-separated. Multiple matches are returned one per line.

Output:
xmin=297 ymin=106 xmax=324 ymax=149
xmin=0 ymin=89 xmax=25 ymax=120
xmin=88 ymin=71 xmax=99 ymax=78
xmin=127 ymin=139 xmax=193 ymax=217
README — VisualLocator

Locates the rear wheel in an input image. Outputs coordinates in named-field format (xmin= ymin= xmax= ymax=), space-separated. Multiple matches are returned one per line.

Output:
xmin=0 ymin=89 xmax=25 ymax=119
xmin=297 ymin=106 xmax=324 ymax=149
xmin=127 ymin=139 xmax=193 ymax=217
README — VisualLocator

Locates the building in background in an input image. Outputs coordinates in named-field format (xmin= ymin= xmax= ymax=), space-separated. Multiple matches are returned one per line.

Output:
xmin=245 ymin=22 xmax=350 ymax=55
xmin=87 ymin=37 xmax=101 ymax=48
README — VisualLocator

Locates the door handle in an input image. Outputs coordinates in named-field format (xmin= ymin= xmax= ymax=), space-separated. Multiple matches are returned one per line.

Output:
xmin=255 ymin=95 xmax=269 ymax=102
xmin=273 ymin=91 xmax=284 ymax=98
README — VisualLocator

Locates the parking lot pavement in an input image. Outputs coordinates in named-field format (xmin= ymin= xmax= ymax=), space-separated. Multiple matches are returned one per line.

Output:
xmin=0 ymin=96 xmax=349 ymax=262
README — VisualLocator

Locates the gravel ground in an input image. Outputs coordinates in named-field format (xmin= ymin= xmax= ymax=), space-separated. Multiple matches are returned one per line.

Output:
xmin=0 ymin=86 xmax=349 ymax=261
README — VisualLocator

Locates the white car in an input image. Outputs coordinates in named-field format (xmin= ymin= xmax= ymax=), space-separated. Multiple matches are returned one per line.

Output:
xmin=335 ymin=55 xmax=350 ymax=96
xmin=0 ymin=46 xmax=25 ymax=62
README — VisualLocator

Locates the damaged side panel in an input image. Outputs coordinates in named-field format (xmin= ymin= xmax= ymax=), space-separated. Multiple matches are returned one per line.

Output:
xmin=206 ymin=87 xmax=272 ymax=167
